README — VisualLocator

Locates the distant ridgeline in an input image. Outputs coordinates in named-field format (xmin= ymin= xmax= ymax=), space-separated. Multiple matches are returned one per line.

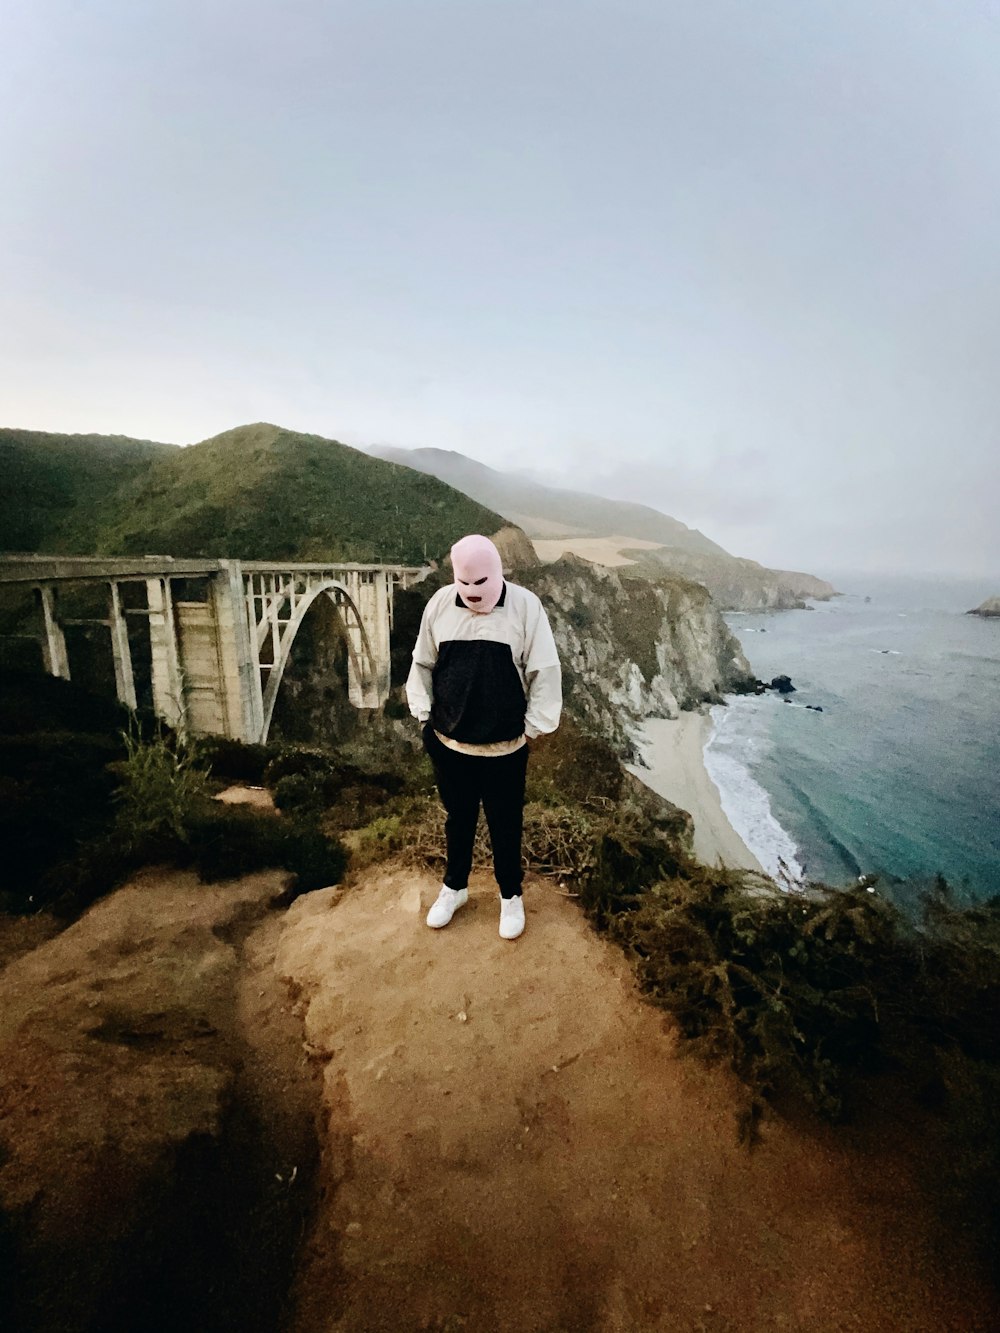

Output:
xmin=0 ymin=424 xmax=505 ymax=566
xmin=1 ymin=422 xmax=836 ymax=609
xmin=369 ymin=444 xmax=837 ymax=611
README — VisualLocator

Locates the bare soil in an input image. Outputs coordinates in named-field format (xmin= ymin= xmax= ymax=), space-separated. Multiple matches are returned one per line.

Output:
xmin=276 ymin=867 xmax=996 ymax=1333
xmin=2 ymin=862 xmax=995 ymax=1332
xmin=0 ymin=868 xmax=322 ymax=1333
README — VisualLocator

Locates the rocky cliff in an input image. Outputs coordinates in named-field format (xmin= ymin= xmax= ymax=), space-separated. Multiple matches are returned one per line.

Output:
xmin=968 ymin=596 xmax=1000 ymax=618
xmin=273 ymin=547 xmax=756 ymax=757
xmin=618 ymin=548 xmax=838 ymax=611
xmin=518 ymin=556 xmax=755 ymax=755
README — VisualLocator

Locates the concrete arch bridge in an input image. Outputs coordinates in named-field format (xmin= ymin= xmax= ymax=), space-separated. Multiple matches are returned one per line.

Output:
xmin=0 ymin=556 xmax=427 ymax=742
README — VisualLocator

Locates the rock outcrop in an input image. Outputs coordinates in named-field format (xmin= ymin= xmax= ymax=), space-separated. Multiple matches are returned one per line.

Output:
xmin=620 ymin=548 xmax=839 ymax=611
xmin=968 ymin=596 xmax=1000 ymax=618
xmin=519 ymin=557 xmax=755 ymax=755
xmin=490 ymin=523 xmax=541 ymax=571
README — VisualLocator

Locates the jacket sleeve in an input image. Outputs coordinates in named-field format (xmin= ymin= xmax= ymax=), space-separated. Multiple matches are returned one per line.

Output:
xmin=522 ymin=598 xmax=562 ymax=739
xmin=404 ymin=598 xmax=438 ymax=723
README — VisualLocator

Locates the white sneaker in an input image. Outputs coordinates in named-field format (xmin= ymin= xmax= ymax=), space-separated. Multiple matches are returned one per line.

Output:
xmin=499 ymin=895 xmax=525 ymax=940
xmin=426 ymin=885 xmax=468 ymax=929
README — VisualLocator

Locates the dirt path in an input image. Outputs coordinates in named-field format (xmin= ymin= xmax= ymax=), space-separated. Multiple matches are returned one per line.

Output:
xmin=275 ymin=867 xmax=995 ymax=1333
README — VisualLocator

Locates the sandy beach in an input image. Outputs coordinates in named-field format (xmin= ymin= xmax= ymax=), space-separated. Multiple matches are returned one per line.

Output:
xmin=627 ymin=711 xmax=767 ymax=875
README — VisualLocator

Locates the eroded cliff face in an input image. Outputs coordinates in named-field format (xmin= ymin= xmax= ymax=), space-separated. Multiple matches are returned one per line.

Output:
xmin=519 ymin=556 xmax=754 ymax=754
xmin=620 ymin=548 xmax=838 ymax=611
xmin=279 ymin=551 xmax=754 ymax=756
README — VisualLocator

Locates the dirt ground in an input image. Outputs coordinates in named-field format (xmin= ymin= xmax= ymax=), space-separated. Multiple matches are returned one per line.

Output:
xmin=275 ymin=867 xmax=997 ymax=1333
xmin=2 ymin=860 xmax=995 ymax=1332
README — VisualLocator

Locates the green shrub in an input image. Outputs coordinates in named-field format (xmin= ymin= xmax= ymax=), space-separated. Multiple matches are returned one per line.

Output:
xmin=0 ymin=669 xmax=130 ymax=736
xmin=262 ymin=747 xmax=340 ymax=786
xmin=596 ymin=867 xmax=1000 ymax=1139
xmin=524 ymin=716 xmax=626 ymax=806
xmin=352 ymin=814 xmax=406 ymax=870
xmin=0 ymin=732 xmax=125 ymax=912
xmin=264 ymin=744 xmax=410 ymax=818
xmin=113 ymin=726 xmax=210 ymax=850
xmin=603 ymin=876 xmax=891 ymax=1121
xmin=185 ymin=805 xmax=291 ymax=881
xmin=180 ymin=803 xmax=348 ymax=891
xmin=192 ymin=735 xmax=276 ymax=784
xmin=282 ymin=823 xmax=349 ymax=893
xmin=273 ymin=772 xmax=325 ymax=815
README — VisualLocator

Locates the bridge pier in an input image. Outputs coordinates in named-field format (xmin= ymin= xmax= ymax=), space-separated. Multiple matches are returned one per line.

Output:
xmin=108 ymin=582 xmax=137 ymax=711
xmin=37 ymin=586 xmax=71 ymax=680
xmin=353 ymin=573 xmax=392 ymax=704
xmin=216 ymin=563 xmax=265 ymax=742
xmin=146 ymin=578 xmax=186 ymax=734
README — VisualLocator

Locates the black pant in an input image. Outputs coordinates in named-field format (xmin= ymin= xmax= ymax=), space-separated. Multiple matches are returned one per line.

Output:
xmin=423 ymin=726 xmax=529 ymax=898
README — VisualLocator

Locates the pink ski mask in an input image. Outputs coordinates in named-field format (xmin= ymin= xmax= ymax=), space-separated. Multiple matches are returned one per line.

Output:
xmin=451 ymin=534 xmax=504 ymax=613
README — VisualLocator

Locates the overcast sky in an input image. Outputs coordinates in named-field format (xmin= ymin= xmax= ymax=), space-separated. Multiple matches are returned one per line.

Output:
xmin=2 ymin=1 xmax=998 ymax=577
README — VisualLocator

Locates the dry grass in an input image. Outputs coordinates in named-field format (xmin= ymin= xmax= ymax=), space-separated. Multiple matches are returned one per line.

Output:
xmin=399 ymin=798 xmax=608 ymax=881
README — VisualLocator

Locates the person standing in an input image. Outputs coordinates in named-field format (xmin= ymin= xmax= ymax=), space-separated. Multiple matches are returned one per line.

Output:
xmin=405 ymin=534 xmax=562 ymax=940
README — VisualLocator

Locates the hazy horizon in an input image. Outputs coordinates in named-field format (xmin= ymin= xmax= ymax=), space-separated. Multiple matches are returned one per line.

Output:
xmin=2 ymin=2 xmax=998 ymax=579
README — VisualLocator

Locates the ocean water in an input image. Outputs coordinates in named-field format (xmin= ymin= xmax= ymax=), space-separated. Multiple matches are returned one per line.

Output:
xmin=705 ymin=573 xmax=1000 ymax=907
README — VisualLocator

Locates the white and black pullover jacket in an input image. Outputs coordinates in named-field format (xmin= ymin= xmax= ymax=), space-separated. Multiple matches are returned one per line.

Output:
xmin=405 ymin=581 xmax=562 ymax=744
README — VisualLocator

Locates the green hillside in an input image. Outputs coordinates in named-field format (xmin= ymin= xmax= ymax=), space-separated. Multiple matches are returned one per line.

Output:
xmin=2 ymin=423 xmax=505 ymax=565
xmin=0 ymin=428 xmax=177 ymax=553
xmin=368 ymin=444 xmax=728 ymax=555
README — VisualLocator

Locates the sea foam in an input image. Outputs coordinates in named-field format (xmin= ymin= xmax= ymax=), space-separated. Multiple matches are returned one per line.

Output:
xmin=705 ymin=703 xmax=805 ymax=888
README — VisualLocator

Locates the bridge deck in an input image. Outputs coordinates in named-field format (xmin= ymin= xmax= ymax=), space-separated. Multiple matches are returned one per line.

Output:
xmin=0 ymin=556 xmax=428 ymax=584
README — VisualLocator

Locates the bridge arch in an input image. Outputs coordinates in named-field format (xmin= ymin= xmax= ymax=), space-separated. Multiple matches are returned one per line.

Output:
xmin=258 ymin=579 xmax=379 ymax=743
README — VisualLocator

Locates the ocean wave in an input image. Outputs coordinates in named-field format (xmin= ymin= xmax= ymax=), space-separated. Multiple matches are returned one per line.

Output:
xmin=705 ymin=706 xmax=805 ymax=886
xmin=778 ymin=775 xmax=863 ymax=881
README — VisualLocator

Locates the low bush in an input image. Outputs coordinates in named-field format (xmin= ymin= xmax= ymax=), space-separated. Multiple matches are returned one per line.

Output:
xmin=112 ymin=725 xmax=211 ymax=850
xmin=596 ymin=867 xmax=1000 ymax=1131
xmin=193 ymin=735 xmax=276 ymax=784
xmin=184 ymin=804 xmax=291 ymax=881
xmin=0 ymin=731 xmax=125 ymax=912
xmin=262 ymin=746 xmax=339 ymax=786
xmin=273 ymin=772 xmax=325 ymax=816
xmin=350 ymin=814 xmax=407 ymax=871
xmin=0 ymin=669 xmax=130 ymax=736
xmin=281 ymin=821 xmax=349 ymax=893
xmin=602 ymin=874 xmax=893 ymax=1122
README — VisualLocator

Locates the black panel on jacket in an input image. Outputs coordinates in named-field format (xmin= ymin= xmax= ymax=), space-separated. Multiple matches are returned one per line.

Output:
xmin=430 ymin=640 xmax=526 ymax=744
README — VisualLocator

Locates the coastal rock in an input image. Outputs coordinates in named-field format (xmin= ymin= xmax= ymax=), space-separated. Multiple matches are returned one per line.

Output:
xmin=519 ymin=556 xmax=755 ymax=754
xmin=967 ymin=595 xmax=1000 ymax=618
xmin=610 ymin=548 xmax=840 ymax=612
xmin=739 ymin=676 xmax=796 ymax=697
